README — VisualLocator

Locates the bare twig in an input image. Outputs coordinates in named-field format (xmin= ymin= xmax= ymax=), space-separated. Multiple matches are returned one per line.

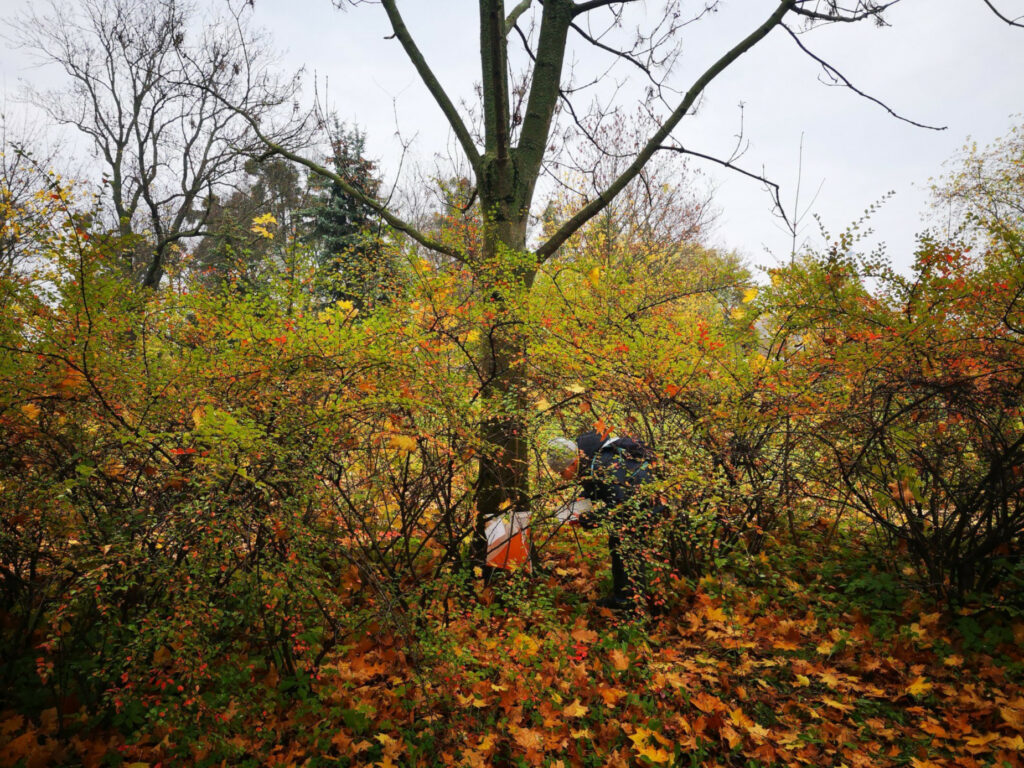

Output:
xmin=782 ymin=24 xmax=945 ymax=131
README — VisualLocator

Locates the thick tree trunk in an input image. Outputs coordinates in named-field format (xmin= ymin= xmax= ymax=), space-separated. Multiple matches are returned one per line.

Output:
xmin=470 ymin=214 xmax=534 ymax=570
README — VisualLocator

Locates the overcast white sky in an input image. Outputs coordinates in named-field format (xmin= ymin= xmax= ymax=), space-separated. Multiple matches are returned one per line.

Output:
xmin=3 ymin=0 xmax=1023 ymax=273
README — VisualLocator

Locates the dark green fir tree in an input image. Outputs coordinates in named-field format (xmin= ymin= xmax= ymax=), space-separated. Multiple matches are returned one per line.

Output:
xmin=306 ymin=121 xmax=399 ymax=308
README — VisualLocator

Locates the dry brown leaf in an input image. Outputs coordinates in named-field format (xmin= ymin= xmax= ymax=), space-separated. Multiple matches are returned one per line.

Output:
xmin=571 ymin=627 xmax=599 ymax=644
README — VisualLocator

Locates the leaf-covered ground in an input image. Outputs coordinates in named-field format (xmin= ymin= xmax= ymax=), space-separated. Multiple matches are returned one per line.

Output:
xmin=3 ymin=523 xmax=1023 ymax=768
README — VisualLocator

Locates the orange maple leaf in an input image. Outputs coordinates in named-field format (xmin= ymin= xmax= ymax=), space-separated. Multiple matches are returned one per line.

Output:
xmin=563 ymin=699 xmax=589 ymax=718
xmin=906 ymin=677 xmax=933 ymax=697
xmin=608 ymin=649 xmax=629 ymax=671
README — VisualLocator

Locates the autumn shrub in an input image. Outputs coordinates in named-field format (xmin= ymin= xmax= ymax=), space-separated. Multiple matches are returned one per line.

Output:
xmin=524 ymin=223 xmax=801 ymax=582
xmin=764 ymin=229 xmax=1024 ymax=603
xmin=0 ymin=189 xmax=489 ymax=748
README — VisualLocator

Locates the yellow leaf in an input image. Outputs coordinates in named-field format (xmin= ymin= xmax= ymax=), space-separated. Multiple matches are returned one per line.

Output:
xmin=822 ymin=697 xmax=854 ymax=712
xmin=795 ymin=674 xmax=810 ymax=687
xmin=747 ymin=722 xmax=771 ymax=741
xmin=388 ymin=434 xmax=417 ymax=453
xmin=1000 ymin=735 xmax=1024 ymax=750
xmin=628 ymin=728 xmax=652 ymax=748
xmin=730 ymin=708 xmax=754 ymax=729
xmin=570 ymin=728 xmax=592 ymax=739
xmin=704 ymin=605 xmax=727 ymax=622
xmin=742 ymin=287 xmax=759 ymax=303
xmin=588 ymin=266 xmax=602 ymax=286
xmin=1000 ymin=705 xmax=1024 ymax=729
xmin=564 ymin=699 xmax=589 ymax=717
xmin=636 ymin=744 xmax=672 ymax=763
xmin=565 ymin=383 xmax=586 ymax=394
xmin=816 ymin=641 xmax=835 ymax=655
xmin=965 ymin=732 xmax=1000 ymax=749
xmin=513 ymin=633 xmax=540 ymax=657
xmin=465 ymin=330 xmax=480 ymax=343
xmin=942 ymin=654 xmax=964 ymax=668
xmin=20 ymin=403 xmax=40 ymax=421
xmin=535 ymin=398 xmax=551 ymax=412
xmin=906 ymin=676 xmax=933 ymax=697
xmin=818 ymin=671 xmax=840 ymax=689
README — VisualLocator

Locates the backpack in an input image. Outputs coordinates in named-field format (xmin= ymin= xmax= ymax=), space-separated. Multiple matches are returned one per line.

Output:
xmin=578 ymin=433 xmax=658 ymax=527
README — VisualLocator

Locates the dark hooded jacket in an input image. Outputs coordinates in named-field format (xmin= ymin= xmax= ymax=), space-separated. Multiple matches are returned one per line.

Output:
xmin=574 ymin=430 xmax=660 ymax=528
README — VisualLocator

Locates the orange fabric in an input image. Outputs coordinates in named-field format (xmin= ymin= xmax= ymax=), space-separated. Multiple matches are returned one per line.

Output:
xmin=487 ymin=530 xmax=530 ymax=569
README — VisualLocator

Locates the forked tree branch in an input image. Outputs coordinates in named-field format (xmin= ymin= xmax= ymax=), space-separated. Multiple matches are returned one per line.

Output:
xmin=658 ymin=143 xmax=794 ymax=233
xmin=536 ymin=0 xmax=791 ymax=261
xmin=569 ymin=21 xmax=654 ymax=79
xmin=380 ymin=0 xmax=481 ymax=171
xmin=980 ymin=0 xmax=1024 ymax=26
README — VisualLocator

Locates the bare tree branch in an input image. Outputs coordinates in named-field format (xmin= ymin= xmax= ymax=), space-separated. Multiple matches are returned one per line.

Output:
xmin=572 ymin=0 xmax=642 ymax=17
xmin=13 ymin=0 xmax=299 ymax=288
xmin=979 ymin=0 xmax=1024 ymax=27
xmin=569 ymin=21 xmax=655 ymax=79
xmin=789 ymin=0 xmax=902 ymax=24
xmin=236 ymin=110 xmax=469 ymax=264
xmin=658 ymin=143 xmax=794 ymax=234
xmin=782 ymin=24 xmax=945 ymax=131
xmin=379 ymin=0 xmax=481 ymax=171
xmin=514 ymin=0 xmax=574 ymax=216
xmin=536 ymin=0 xmax=791 ymax=261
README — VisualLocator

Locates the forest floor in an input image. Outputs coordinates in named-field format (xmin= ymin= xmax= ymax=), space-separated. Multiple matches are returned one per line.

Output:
xmin=3 ymin=519 xmax=1023 ymax=767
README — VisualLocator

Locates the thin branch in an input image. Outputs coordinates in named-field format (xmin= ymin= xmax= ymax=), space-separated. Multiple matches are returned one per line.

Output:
xmin=536 ymin=0 xmax=791 ymax=261
xmin=569 ymin=21 xmax=653 ymax=78
xmin=789 ymin=0 xmax=902 ymax=24
xmin=238 ymin=113 xmax=468 ymax=263
xmin=572 ymin=0 xmax=641 ymax=17
xmin=379 ymin=0 xmax=481 ymax=171
xmin=659 ymin=143 xmax=793 ymax=234
xmin=782 ymin=24 xmax=945 ymax=131
xmin=979 ymin=0 xmax=1024 ymax=26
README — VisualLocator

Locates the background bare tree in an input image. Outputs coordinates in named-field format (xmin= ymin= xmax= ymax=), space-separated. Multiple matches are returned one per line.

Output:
xmin=0 ymin=112 xmax=68 ymax=277
xmin=12 ymin=0 xmax=302 ymax=288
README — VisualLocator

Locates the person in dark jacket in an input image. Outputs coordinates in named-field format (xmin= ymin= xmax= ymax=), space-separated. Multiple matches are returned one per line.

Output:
xmin=547 ymin=430 xmax=663 ymax=610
